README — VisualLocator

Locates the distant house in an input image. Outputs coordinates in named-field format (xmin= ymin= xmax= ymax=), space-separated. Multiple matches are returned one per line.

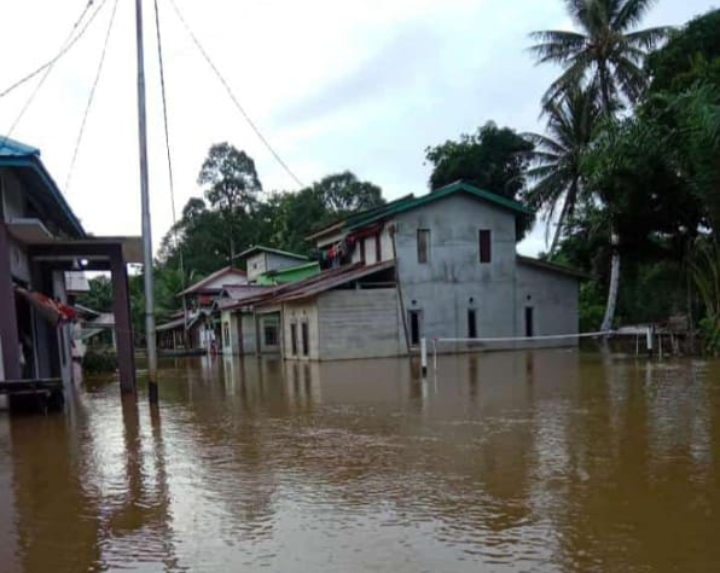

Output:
xmin=219 ymin=181 xmax=583 ymax=360
xmin=234 ymin=245 xmax=314 ymax=284
xmin=156 ymin=266 xmax=248 ymax=351
xmin=0 ymin=137 xmax=140 ymax=391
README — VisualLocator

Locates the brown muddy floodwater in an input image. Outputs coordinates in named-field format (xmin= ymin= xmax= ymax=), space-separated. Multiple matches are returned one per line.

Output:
xmin=1 ymin=350 xmax=719 ymax=573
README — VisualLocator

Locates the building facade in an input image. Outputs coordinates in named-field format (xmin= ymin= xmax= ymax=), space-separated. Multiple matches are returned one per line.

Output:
xmin=0 ymin=137 xmax=140 ymax=393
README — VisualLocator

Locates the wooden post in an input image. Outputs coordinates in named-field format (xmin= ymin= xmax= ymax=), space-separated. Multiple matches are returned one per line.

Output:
xmin=110 ymin=248 xmax=136 ymax=394
xmin=0 ymin=220 xmax=21 ymax=380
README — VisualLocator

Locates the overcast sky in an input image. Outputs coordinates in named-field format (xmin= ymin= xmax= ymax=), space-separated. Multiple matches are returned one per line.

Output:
xmin=0 ymin=0 xmax=716 ymax=256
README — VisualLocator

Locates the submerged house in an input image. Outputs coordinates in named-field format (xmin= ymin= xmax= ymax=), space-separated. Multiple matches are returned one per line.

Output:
xmin=220 ymin=182 xmax=584 ymax=360
xmin=156 ymin=266 xmax=248 ymax=351
xmin=0 ymin=137 xmax=140 ymax=391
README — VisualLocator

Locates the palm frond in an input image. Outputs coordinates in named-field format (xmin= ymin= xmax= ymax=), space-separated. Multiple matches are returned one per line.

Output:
xmin=613 ymin=0 xmax=659 ymax=31
xmin=623 ymin=26 xmax=672 ymax=49
xmin=612 ymin=56 xmax=647 ymax=103
xmin=542 ymin=57 xmax=591 ymax=106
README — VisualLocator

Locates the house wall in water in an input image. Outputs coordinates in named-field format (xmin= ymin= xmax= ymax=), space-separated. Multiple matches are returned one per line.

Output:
xmin=392 ymin=194 xmax=518 ymax=344
xmin=282 ymin=301 xmax=320 ymax=360
xmin=317 ymin=289 xmax=404 ymax=360
xmin=515 ymin=263 xmax=580 ymax=347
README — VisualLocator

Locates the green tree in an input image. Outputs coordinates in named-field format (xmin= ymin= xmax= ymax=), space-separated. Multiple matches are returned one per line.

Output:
xmin=197 ymin=143 xmax=262 ymax=260
xmin=524 ymin=85 xmax=601 ymax=254
xmin=530 ymin=0 xmax=670 ymax=112
xmin=647 ymin=8 xmax=720 ymax=93
xmin=426 ymin=122 xmax=533 ymax=198
xmin=76 ymin=276 xmax=113 ymax=313
xmin=531 ymin=0 xmax=670 ymax=331
xmin=311 ymin=171 xmax=384 ymax=215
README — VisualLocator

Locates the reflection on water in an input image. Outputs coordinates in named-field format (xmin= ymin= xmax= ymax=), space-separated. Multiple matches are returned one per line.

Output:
xmin=1 ymin=350 xmax=719 ymax=572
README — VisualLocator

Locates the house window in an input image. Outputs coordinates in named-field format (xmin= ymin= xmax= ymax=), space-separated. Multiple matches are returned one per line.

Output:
xmin=359 ymin=239 xmax=366 ymax=264
xmin=408 ymin=310 xmax=422 ymax=346
xmin=417 ymin=229 xmax=430 ymax=264
xmin=301 ymin=322 xmax=309 ymax=356
xmin=375 ymin=233 xmax=382 ymax=262
xmin=264 ymin=322 xmax=279 ymax=346
xmin=479 ymin=230 xmax=492 ymax=263
xmin=290 ymin=322 xmax=298 ymax=355
xmin=223 ymin=322 xmax=230 ymax=347
xmin=525 ymin=307 xmax=535 ymax=338
xmin=468 ymin=309 xmax=477 ymax=339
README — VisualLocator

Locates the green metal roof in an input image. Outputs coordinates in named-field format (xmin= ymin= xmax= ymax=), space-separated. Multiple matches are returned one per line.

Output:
xmin=347 ymin=181 xmax=533 ymax=231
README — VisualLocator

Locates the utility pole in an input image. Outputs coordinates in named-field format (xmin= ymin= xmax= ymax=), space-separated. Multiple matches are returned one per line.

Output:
xmin=135 ymin=0 xmax=158 ymax=404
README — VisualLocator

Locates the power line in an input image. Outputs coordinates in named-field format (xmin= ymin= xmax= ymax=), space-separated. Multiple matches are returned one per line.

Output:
xmin=154 ymin=0 xmax=189 ymax=308
xmin=66 ymin=0 xmax=121 ymax=191
xmin=164 ymin=0 xmax=305 ymax=189
xmin=0 ymin=0 xmax=98 ymax=100
xmin=154 ymin=0 xmax=179 ymax=231
xmin=1 ymin=0 xmax=110 ymax=149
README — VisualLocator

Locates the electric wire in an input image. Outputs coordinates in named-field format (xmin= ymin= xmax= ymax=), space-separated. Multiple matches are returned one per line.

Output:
xmin=1 ymin=0 xmax=110 ymax=150
xmin=164 ymin=0 xmax=305 ymax=189
xmin=66 ymin=0 xmax=121 ymax=191
xmin=0 ymin=0 xmax=97 ymax=99
xmin=154 ymin=0 xmax=190 ymax=325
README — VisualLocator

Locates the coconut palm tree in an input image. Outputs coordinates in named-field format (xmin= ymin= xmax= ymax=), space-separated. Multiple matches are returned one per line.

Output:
xmin=530 ymin=0 xmax=670 ymax=331
xmin=530 ymin=0 xmax=670 ymax=114
xmin=524 ymin=85 xmax=601 ymax=255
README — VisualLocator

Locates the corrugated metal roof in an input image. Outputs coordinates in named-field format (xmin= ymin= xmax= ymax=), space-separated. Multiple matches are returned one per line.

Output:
xmin=222 ymin=261 xmax=395 ymax=311
xmin=266 ymin=261 xmax=396 ymax=304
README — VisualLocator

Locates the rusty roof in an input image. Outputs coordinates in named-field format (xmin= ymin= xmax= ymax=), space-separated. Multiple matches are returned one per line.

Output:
xmin=223 ymin=261 xmax=396 ymax=310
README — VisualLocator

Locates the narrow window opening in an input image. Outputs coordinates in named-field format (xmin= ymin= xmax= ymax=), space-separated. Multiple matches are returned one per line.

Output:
xmin=479 ymin=230 xmax=492 ymax=264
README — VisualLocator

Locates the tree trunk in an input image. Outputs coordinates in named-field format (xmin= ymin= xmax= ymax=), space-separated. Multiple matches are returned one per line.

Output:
xmin=601 ymin=229 xmax=621 ymax=332
xmin=549 ymin=183 xmax=575 ymax=256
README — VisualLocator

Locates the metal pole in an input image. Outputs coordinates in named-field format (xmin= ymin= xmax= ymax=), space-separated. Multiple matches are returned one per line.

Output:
xmin=135 ymin=0 xmax=158 ymax=404
xmin=421 ymin=337 xmax=427 ymax=377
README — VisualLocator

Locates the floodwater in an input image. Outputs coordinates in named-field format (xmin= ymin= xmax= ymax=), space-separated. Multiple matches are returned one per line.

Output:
xmin=1 ymin=351 xmax=719 ymax=573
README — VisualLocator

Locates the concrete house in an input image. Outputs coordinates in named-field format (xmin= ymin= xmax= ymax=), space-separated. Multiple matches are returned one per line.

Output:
xmin=157 ymin=266 xmax=248 ymax=351
xmin=0 ymin=137 xmax=140 ymax=393
xmin=235 ymin=245 xmax=312 ymax=284
xmin=296 ymin=182 xmax=582 ymax=359
xmin=215 ymin=182 xmax=583 ymax=361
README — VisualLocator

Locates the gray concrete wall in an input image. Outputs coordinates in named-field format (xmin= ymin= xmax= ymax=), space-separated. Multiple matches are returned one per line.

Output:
xmin=515 ymin=262 xmax=579 ymax=347
xmin=317 ymin=289 xmax=404 ymax=360
xmin=392 ymin=194 xmax=518 ymax=343
xmin=282 ymin=301 xmax=320 ymax=360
